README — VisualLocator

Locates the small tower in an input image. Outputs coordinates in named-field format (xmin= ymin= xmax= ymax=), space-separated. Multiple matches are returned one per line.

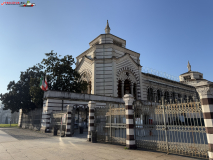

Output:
xmin=105 ymin=20 xmax=111 ymax=34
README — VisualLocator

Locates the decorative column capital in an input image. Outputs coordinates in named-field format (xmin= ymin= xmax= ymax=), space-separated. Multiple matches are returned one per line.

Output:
xmin=196 ymin=86 xmax=213 ymax=99
xmin=88 ymin=101 xmax=96 ymax=109
xmin=123 ymin=94 xmax=134 ymax=105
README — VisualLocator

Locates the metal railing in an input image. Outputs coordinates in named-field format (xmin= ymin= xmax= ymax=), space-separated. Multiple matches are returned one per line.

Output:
xmin=134 ymin=99 xmax=208 ymax=159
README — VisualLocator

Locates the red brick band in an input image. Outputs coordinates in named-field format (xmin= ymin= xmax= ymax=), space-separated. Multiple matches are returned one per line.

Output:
xmin=89 ymin=109 xmax=94 ymax=113
xmin=126 ymin=135 xmax=135 ymax=140
xmin=206 ymin=127 xmax=213 ymax=134
xmin=125 ymin=105 xmax=133 ymax=109
xmin=209 ymin=144 xmax=213 ymax=152
xmin=203 ymin=112 xmax=213 ymax=119
xmin=126 ymin=115 xmax=134 ymax=119
xmin=89 ymin=116 xmax=94 ymax=119
xmin=126 ymin=124 xmax=134 ymax=128
xmin=201 ymin=98 xmax=213 ymax=105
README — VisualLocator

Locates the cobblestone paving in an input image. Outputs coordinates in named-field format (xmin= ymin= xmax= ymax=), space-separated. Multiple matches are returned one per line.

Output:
xmin=0 ymin=128 xmax=52 ymax=140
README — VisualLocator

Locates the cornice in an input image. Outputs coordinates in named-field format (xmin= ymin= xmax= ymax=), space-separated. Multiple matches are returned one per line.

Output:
xmin=76 ymin=46 xmax=96 ymax=60
xmin=141 ymin=72 xmax=195 ymax=89
xmin=75 ymin=56 xmax=93 ymax=71
xmin=89 ymin=33 xmax=126 ymax=46
xmin=95 ymin=43 xmax=140 ymax=58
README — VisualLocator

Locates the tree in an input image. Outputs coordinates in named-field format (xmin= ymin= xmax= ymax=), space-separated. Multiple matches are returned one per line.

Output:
xmin=41 ymin=50 xmax=87 ymax=92
xmin=0 ymin=50 xmax=87 ymax=113
xmin=0 ymin=65 xmax=44 ymax=113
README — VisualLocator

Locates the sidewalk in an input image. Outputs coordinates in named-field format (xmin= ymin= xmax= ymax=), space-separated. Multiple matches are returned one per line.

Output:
xmin=0 ymin=128 xmax=200 ymax=160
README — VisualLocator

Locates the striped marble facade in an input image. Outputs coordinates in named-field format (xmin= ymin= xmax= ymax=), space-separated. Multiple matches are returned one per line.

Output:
xmin=87 ymin=101 xmax=96 ymax=141
xmin=196 ymin=85 xmax=213 ymax=160
xmin=123 ymin=94 xmax=136 ymax=149
xmin=65 ymin=105 xmax=72 ymax=137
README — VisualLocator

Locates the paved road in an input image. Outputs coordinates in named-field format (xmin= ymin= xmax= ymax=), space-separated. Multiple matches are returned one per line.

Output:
xmin=0 ymin=128 xmax=201 ymax=160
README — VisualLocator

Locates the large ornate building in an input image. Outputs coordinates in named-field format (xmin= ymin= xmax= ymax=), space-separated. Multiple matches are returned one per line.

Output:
xmin=75 ymin=21 xmax=206 ymax=103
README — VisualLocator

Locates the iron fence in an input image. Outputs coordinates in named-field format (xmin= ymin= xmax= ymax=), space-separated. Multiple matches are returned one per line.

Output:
xmin=95 ymin=103 xmax=126 ymax=145
xmin=134 ymin=99 xmax=208 ymax=159
xmin=21 ymin=108 xmax=42 ymax=130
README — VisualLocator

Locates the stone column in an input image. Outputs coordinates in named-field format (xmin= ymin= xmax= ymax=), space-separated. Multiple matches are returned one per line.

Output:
xmin=18 ymin=109 xmax=23 ymax=127
xmin=122 ymin=81 xmax=124 ymax=98
xmin=196 ymin=84 xmax=213 ymax=160
xmin=123 ymin=94 xmax=136 ymax=149
xmin=87 ymin=101 xmax=96 ymax=141
xmin=65 ymin=105 xmax=73 ymax=137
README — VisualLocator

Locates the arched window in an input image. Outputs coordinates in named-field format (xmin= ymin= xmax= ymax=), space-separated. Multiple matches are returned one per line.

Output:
xmin=178 ymin=94 xmax=182 ymax=102
xmin=183 ymin=95 xmax=187 ymax=102
xmin=147 ymin=88 xmax=153 ymax=102
xmin=117 ymin=80 xmax=122 ymax=98
xmin=164 ymin=91 xmax=170 ymax=102
xmin=188 ymin=95 xmax=193 ymax=102
xmin=82 ymin=81 xmax=88 ymax=94
xmin=157 ymin=90 xmax=162 ymax=102
xmin=124 ymin=79 xmax=131 ymax=94
xmin=171 ymin=92 xmax=175 ymax=102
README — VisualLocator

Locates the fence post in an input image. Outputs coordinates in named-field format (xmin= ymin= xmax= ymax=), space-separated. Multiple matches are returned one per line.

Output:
xmin=196 ymin=83 xmax=213 ymax=160
xmin=123 ymin=94 xmax=136 ymax=149
xmin=87 ymin=101 xmax=96 ymax=142
xmin=65 ymin=105 xmax=73 ymax=137
xmin=18 ymin=109 xmax=23 ymax=127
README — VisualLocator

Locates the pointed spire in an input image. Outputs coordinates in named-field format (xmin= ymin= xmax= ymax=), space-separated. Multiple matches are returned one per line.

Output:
xmin=187 ymin=61 xmax=191 ymax=72
xmin=105 ymin=20 xmax=111 ymax=34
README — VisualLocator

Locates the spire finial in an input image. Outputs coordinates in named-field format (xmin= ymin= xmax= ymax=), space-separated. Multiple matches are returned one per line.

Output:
xmin=187 ymin=61 xmax=191 ymax=72
xmin=105 ymin=20 xmax=110 ymax=34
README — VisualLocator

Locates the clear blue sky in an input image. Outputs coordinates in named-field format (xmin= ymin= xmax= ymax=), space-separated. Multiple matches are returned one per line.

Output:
xmin=0 ymin=0 xmax=213 ymax=95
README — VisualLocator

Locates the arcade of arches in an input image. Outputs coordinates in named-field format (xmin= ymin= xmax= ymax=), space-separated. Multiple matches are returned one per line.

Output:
xmin=147 ymin=88 xmax=195 ymax=103
xmin=117 ymin=80 xmax=137 ymax=99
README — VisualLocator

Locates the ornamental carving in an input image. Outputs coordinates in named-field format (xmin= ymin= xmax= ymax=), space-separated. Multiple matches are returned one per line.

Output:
xmin=117 ymin=70 xmax=137 ymax=83
xmin=79 ymin=69 xmax=92 ymax=82
xmin=196 ymin=86 xmax=213 ymax=97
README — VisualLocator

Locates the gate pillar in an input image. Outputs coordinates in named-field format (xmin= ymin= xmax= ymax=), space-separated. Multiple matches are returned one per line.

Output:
xmin=18 ymin=109 xmax=23 ymax=127
xmin=65 ymin=105 xmax=74 ymax=137
xmin=87 ymin=101 xmax=96 ymax=141
xmin=196 ymin=83 xmax=213 ymax=160
xmin=123 ymin=94 xmax=136 ymax=149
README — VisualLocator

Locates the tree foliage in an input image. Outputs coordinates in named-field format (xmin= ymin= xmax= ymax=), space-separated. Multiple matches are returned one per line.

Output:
xmin=0 ymin=65 xmax=44 ymax=113
xmin=0 ymin=50 xmax=87 ymax=113
xmin=41 ymin=50 xmax=87 ymax=92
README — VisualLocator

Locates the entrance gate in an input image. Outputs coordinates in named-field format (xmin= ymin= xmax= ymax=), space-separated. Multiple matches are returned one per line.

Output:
xmin=134 ymin=99 xmax=209 ymax=159
xmin=50 ymin=111 xmax=67 ymax=136
xmin=95 ymin=103 xmax=126 ymax=145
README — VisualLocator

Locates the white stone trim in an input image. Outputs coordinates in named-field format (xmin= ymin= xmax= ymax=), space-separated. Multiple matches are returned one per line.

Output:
xmin=126 ymin=140 xmax=135 ymax=145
